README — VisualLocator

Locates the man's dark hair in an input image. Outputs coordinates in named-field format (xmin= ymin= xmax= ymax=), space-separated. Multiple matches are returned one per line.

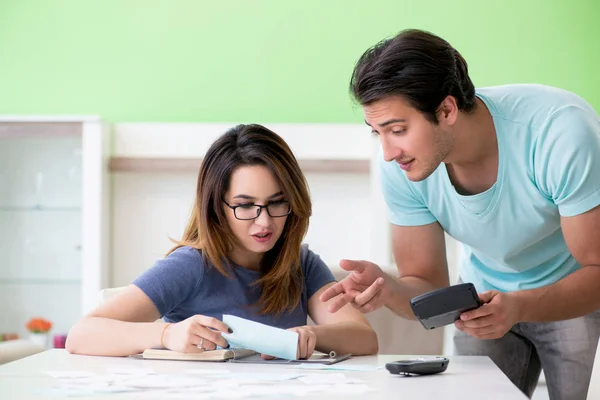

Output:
xmin=350 ymin=29 xmax=476 ymax=123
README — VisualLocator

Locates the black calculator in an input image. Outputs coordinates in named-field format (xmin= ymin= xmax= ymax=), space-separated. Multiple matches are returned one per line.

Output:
xmin=385 ymin=357 xmax=449 ymax=376
xmin=410 ymin=283 xmax=482 ymax=330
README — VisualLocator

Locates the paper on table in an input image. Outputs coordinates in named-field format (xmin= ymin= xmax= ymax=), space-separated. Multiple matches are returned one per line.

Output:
xmin=298 ymin=373 xmax=350 ymax=384
xmin=40 ymin=369 xmax=374 ymax=399
xmin=106 ymin=367 xmax=155 ymax=375
xmin=296 ymin=363 xmax=384 ymax=371
xmin=43 ymin=370 xmax=99 ymax=379
xmin=34 ymin=386 xmax=135 ymax=397
xmin=185 ymin=368 xmax=231 ymax=375
xmin=221 ymin=314 xmax=298 ymax=360
xmin=119 ymin=375 xmax=206 ymax=389
xmin=213 ymin=372 xmax=302 ymax=383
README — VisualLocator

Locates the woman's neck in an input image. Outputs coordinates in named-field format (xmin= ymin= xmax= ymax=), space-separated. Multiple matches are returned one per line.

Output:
xmin=227 ymin=247 xmax=263 ymax=271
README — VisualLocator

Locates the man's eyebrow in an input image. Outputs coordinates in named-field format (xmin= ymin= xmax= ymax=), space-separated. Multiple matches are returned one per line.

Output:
xmin=365 ymin=118 xmax=407 ymax=128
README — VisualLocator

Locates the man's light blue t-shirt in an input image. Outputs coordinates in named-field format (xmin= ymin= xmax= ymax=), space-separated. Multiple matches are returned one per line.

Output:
xmin=380 ymin=84 xmax=600 ymax=293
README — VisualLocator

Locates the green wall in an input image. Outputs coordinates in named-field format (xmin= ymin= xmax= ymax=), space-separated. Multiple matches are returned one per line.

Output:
xmin=0 ymin=0 xmax=598 ymax=122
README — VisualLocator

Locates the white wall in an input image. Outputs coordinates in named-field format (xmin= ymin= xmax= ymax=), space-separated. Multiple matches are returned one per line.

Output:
xmin=111 ymin=171 xmax=374 ymax=284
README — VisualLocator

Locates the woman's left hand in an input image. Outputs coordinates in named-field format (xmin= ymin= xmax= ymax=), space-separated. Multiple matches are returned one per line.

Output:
xmin=261 ymin=325 xmax=317 ymax=360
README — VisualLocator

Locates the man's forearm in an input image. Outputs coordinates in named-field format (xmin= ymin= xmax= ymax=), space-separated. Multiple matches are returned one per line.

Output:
xmin=515 ymin=265 xmax=600 ymax=322
xmin=383 ymin=275 xmax=441 ymax=319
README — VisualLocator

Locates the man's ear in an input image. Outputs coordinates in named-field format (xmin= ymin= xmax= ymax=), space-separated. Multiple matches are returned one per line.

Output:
xmin=438 ymin=96 xmax=459 ymax=126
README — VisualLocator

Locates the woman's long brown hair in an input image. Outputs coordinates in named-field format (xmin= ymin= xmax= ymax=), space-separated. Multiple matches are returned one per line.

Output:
xmin=169 ymin=124 xmax=311 ymax=315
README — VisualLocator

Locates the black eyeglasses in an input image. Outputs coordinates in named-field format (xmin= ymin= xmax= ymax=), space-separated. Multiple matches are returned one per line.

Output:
xmin=223 ymin=200 xmax=292 ymax=220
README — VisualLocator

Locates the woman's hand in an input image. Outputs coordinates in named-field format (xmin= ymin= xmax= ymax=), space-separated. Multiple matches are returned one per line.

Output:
xmin=261 ymin=325 xmax=317 ymax=360
xmin=162 ymin=315 xmax=232 ymax=353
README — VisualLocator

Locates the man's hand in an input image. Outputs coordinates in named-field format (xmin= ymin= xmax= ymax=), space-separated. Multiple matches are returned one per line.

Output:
xmin=319 ymin=260 xmax=389 ymax=314
xmin=455 ymin=291 xmax=521 ymax=340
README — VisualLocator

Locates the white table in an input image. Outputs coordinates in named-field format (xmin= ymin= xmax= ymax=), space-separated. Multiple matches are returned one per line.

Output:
xmin=0 ymin=350 xmax=526 ymax=399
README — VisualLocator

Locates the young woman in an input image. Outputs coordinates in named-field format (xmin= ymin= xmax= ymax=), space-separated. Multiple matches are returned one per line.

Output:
xmin=66 ymin=123 xmax=378 ymax=358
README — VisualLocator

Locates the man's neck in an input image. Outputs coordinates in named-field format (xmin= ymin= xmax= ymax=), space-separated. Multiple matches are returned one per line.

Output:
xmin=447 ymin=98 xmax=497 ymax=167
xmin=445 ymin=98 xmax=498 ymax=195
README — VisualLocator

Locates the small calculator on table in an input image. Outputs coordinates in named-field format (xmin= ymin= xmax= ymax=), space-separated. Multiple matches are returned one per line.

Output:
xmin=385 ymin=357 xmax=449 ymax=376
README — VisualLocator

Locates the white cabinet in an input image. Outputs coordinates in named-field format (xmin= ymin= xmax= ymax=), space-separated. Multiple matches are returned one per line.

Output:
xmin=0 ymin=117 xmax=110 ymax=339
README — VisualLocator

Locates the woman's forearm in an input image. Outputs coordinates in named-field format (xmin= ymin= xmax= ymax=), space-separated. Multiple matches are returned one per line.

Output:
xmin=66 ymin=317 xmax=167 ymax=357
xmin=312 ymin=321 xmax=378 ymax=356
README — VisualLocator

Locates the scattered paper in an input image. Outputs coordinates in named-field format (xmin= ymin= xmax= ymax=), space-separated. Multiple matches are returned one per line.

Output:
xmin=329 ymin=383 xmax=373 ymax=395
xmin=34 ymin=385 xmax=135 ymax=397
xmin=185 ymin=368 xmax=231 ymax=375
xmin=39 ymin=368 xmax=374 ymax=398
xmin=106 ymin=367 xmax=155 ymax=375
xmin=297 ymin=363 xmax=384 ymax=371
xmin=121 ymin=375 xmax=206 ymax=389
xmin=216 ymin=372 xmax=301 ymax=382
xmin=42 ymin=370 xmax=98 ymax=379
xmin=298 ymin=373 xmax=357 ymax=384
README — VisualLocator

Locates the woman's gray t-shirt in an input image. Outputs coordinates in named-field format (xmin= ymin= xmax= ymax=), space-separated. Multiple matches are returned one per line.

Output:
xmin=132 ymin=245 xmax=336 ymax=328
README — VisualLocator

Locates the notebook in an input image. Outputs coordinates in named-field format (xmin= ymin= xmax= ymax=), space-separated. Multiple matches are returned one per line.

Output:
xmin=140 ymin=348 xmax=352 ymax=365
xmin=141 ymin=347 xmax=257 ymax=362
xmin=231 ymin=352 xmax=353 ymax=365
xmin=140 ymin=315 xmax=351 ymax=364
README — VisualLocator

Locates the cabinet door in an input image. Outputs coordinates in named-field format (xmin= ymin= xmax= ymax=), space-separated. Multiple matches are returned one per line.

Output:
xmin=0 ymin=119 xmax=108 ymax=340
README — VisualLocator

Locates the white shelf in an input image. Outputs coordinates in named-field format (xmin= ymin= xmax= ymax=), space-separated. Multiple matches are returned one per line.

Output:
xmin=0 ymin=117 xmax=111 ymax=337
xmin=0 ymin=115 xmax=101 ymax=122
xmin=0 ymin=206 xmax=81 ymax=212
xmin=0 ymin=278 xmax=81 ymax=285
xmin=0 ymin=121 xmax=82 ymax=138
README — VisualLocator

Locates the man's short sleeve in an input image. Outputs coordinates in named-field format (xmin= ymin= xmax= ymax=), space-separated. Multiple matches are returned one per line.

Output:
xmin=378 ymin=153 xmax=437 ymax=226
xmin=300 ymin=245 xmax=336 ymax=299
xmin=534 ymin=105 xmax=600 ymax=217
xmin=132 ymin=246 xmax=204 ymax=317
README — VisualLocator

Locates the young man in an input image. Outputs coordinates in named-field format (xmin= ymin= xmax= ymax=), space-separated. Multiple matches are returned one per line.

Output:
xmin=321 ymin=29 xmax=600 ymax=399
